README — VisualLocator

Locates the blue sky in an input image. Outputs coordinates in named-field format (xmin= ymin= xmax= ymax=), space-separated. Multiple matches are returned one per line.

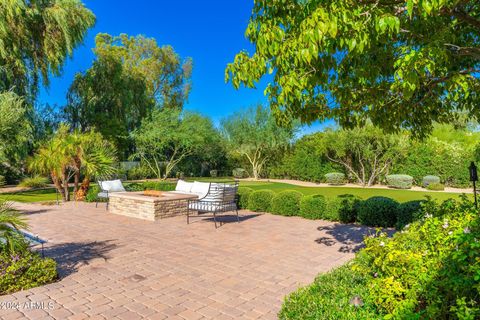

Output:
xmin=38 ymin=0 xmax=331 ymax=133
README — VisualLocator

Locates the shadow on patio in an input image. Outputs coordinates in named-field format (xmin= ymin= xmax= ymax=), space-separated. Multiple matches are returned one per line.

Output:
xmin=314 ymin=224 xmax=378 ymax=253
xmin=42 ymin=240 xmax=118 ymax=277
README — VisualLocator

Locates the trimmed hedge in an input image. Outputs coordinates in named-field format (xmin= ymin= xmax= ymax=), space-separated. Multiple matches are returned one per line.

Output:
xmin=386 ymin=174 xmax=413 ymax=189
xmin=324 ymin=172 xmax=346 ymax=185
xmin=357 ymin=196 xmax=399 ymax=227
xmin=247 ymin=189 xmax=275 ymax=212
xmin=299 ymin=195 xmax=327 ymax=220
xmin=0 ymin=251 xmax=57 ymax=295
xmin=427 ymin=183 xmax=445 ymax=191
xmin=422 ymin=175 xmax=441 ymax=187
xmin=395 ymin=200 xmax=424 ymax=230
xmin=271 ymin=190 xmax=303 ymax=216
xmin=337 ymin=194 xmax=360 ymax=223
xmin=237 ymin=187 xmax=254 ymax=209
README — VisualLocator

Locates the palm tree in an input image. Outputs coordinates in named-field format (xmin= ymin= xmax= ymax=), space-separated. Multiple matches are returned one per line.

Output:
xmin=0 ymin=201 xmax=28 ymax=254
xmin=28 ymin=125 xmax=117 ymax=201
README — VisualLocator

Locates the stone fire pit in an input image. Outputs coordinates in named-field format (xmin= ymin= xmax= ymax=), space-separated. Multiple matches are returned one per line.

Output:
xmin=108 ymin=191 xmax=197 ymax=221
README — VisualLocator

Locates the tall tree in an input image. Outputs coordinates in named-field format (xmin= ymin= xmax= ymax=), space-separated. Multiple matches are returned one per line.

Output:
xmin=318 ymin=125 xmax=407 ymax=186
xmin=0 ymin=0 xmax=95 ymax=100
xmin=131 ymin=109 xmax=218 ymax=179
xmin=221 ymin=106 xmax=297 ymax=179
xmin=28 ymin=125 xmax=116 ymax=201
xmin=64 ymin=33 xmax=193 ymax=156
xmin=0 ymin=92 xmax=31 ymax=180
xmin=226 ymin=0 xmax=479 ymax=137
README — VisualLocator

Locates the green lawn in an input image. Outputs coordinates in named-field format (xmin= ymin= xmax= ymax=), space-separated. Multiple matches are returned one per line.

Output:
xmin=0 ymin=180 xmax=470 ymax=203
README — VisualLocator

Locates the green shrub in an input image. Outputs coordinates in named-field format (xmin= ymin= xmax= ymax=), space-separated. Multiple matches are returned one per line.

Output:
xmin=85 ymin=184 xmax=100 ymax=202
xmin=125 ymin=182 xmax=144 ymax=191
xmin=0 ymin=251 xmax=57 ymax=295
xmin=232 ymin=168 xmax=248 ymax=179
xmin=395 ymin=200 xmax=424 ymax=230
xmin=324 ymin=172 xmax=346 ymax=185
xmin=357 ymin=197 xmax=399 ymax=227
xmin=18 ymin=176 xmax=49 ymax=188
xmin=386 ymin=174 xmax=413 ymax=189
xmin=210 ymin=170 xmax=218 ymax=178
xmin=284 ymin=197 xmax=480 ymax=319
xmin=247 ymin=189 xmax=275 ymax=212
xmin=427 ymin=182 xmax=445 ymax=191
xmin=280 ymin=264 xmax=380 ymax=319
xmin=237 ymin=187 xmax=254 ymax=209
xmin=0 ymin=175 xmax=5 ymax=186
xmin=127 ymin=165 xmax=154 ymax=180
xmin=422 ymin=175 xmax=441 ymax=187
xmin=354 ymin=197 xmax=480 ymax=319
xmin=299 ymin=195 xmax=327 ymax=220
xmin=271 ymin=191 xmax=303 ymax=216
xmin=338 ymin=194 xmax=360 ymax=223
xmin=324 ymin=197 xmax=342 ymax=221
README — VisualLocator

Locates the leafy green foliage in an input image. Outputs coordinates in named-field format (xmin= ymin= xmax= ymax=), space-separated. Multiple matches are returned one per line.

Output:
xmin=354 ymin=197 xmax=480 ymax=318
xmin=337 ymin=195 xmax=361 ymax=223
xmin=271 ymin=190 xmax=303 ymax=216
xmin=232 ymin=168 xmax=249 ymax=178
xmin=237 ymin=187 xmax=254 ymax=209
xmin=423 ymin=175 xmax=441 ymax=187
xmin=269 ymin=133 xmax=339 ymax=182
xmin=126 ymin=165 xmax=155 ymax=180
xmin=64 ymin=33 xmax=192 ymax=154
xmin=395 ymin=200 xmax=425 ymax=230
xmin=386 ymin=174 xmax=413 ymax=189
xmin=0 ymin=176 xmax=5 ymax=186
xmin=132 ymin=109 xmax=220 ymax=179
xmin=280 ymin=264 xmax=381 ymax=320
xmin=324 ymin=172 xmax=345 ymax=185
xmin=227 ymin=0 xmax=480 ymax=137
xmin=247 ymin=189 xmax=275 ymax=212
xmin=0 ymin=0 xmax=95 ymax=100
xmin=319 ymin=126 xmax=407 ymax=186
xmin=427 ymin=183 xmax=445 ymax=191
xmin=0 ymin=201 xmax=28 ymax=254
xmin=299 ymin=195 xmax=327 ymax=220
xmin=357 ymin=197 xmax=399 ymax=227
xmin=18 ymin=176 xmax=49 ymax=188
xmin=0 ymin=251 xmax=57 ymax=295
xmin=0 ymin=92 xmax=31 ymax=182
xmin=222 ymin=106 xmax=297 ymax=179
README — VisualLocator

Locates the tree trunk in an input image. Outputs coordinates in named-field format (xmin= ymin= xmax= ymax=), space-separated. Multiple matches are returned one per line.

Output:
xmin=73 ymin=170 xmax=80 ymax=194
xmin=75 ymin=177 xmax=90 ymax=201
xmin=51 ymin=173 xmax=65 ymax=201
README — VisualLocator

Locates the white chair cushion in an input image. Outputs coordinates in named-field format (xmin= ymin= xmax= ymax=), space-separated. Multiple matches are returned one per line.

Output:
xmin=175 ymin=179 xmax=193 ymax=193
xmin=100 ymin=180 xmax=126 ymax=192
xmin=191 ymin=181 xmax=210 ymax=198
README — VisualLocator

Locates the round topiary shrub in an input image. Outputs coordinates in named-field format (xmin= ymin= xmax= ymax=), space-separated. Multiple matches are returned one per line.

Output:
xmin=325 ymin=197 xmax=342 ymax=221
xmin=210 ymin=170 xmax=218 ymax=178
xmin=271 ymin=191 xmax=303 ymax=216
xmin=299 ymin=194 xmax=327 ymax=220
xmin=237 ymin=187 xmax=254 ymax=209
xmin=324 ymin=172 xmax=346 ymax=185
xmin=247 ymin=189 xmax=275 ymax=212
xmin=395 ymin=200 xmax=425 ymax=230
xmin=338 ymin=194 xmax=361 ymax=223
xmin=357 ymin=196 xmax=399 ymax=227
xmin=426 ymin=183 xmax=445 ymax=191
xmin=233 ymin=168 xmax=248 ymax=179
xmin=422 ymin=175 xmax=441 ymax=188
xmin=386 ymin=174 xmax=413 ymax=189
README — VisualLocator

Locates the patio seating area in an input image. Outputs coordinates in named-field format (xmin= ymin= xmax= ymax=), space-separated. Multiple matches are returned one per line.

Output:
xmin=1 ymin=201 xmax=371 ymax=319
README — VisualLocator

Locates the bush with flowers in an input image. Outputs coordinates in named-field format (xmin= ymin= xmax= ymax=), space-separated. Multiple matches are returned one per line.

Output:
xmin=280 ymin=196 xmax=480 ymax=319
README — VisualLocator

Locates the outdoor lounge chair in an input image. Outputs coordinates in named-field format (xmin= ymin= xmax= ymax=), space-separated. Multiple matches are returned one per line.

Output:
xmin=187 ymin=181 xmax=239 ymax=228
xmin=96 ymin=179 xmax=126 ymax=209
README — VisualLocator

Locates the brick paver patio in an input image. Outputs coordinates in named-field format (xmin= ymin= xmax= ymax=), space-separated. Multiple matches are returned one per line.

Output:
xmin=0 ymin=202 xmax=372 ymax=319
